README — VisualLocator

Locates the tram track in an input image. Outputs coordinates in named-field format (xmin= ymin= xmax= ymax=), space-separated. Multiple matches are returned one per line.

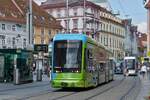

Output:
xmin=17 ymin=88 xmax=79 ymax=100
xmin=18 ymin=86 xmax=86 ymax=100
xmin=119 ymin=76 xmax=140 ymax=100
xmin=83 ymin=77 xmax=125 ymax=100
xmin=0 ymin=82 xmax=50 ymax=93
xmin=13 ymin=76 xmax=125 ymax=100
xmin=46 ymin=77 xmax=125 ymax=100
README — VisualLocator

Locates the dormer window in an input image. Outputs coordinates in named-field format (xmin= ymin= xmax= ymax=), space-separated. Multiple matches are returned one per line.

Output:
xmin=34 ymin=15 xmax=37 ymax=19
xmin=0 ymin=11 xmax=5 ymax=17
xmin=11 ymin=13 xmax=17 ymax=18
xmin=73 ymin=8 xmax=77 ymax=16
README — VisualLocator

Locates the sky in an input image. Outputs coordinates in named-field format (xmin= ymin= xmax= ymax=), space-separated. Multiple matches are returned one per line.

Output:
xmin=34 ymin=0 xmax=147 ymax=33
xmin=108 ymin=0 xmax=147 ymax=33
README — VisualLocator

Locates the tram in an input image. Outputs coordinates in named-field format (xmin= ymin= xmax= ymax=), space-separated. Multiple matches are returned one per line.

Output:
xmin=124 ymin=56 xmax=138 ymax=76
xmin=50 ymin=34 xmax=114 ymax=88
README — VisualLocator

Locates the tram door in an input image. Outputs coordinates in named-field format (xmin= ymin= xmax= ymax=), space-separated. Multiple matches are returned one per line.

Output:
xmin=0 ymin=55 xmax=4 ymax=81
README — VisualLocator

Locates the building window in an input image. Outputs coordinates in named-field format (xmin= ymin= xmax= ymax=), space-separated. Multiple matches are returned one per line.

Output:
xmin=2 ymin=38 xmax=5 ymax=47
xmin=2 ymin=24 xmax=5 ymax=30
xmin=12 ymin=37 xmax=15 ymax=48
xmin=108 ymin=24 xmax=110 ymax=31
xmin=64 ymin=20 xmax=67 ymax=28
xmin=57 ymin=9 xmax=61 ymax=18
xmin=104 ymin=36 xmax=106 ymax=45
xmin=7 ymin=25 xmax=11 ymax=30
xmin=41 ymin=28 xmax=44 ymax=44
xmin=109 ymin=37 xmax=111 ymax=47
xmin=113 ymin=39 xmax=114 ymax=48
xmin=7 ymin=37 xmax=11 ymax=44
xmin=12 ymin=25 xmax=16 ymax=31
xmin=73 ymin=8 xmax=77 ymax=16
xmin=49 ymin=30 xmax=51 ymax=35
xmin=101 ymin=35 xmax=103 ymax=43
xmin=23 ymin=38 xmax=26 ymax=48
xmin=73 ymin=19 xmax=78 ymax=28
xmin=104 ymin=24 xmax=105 ymax=31
xmin=106 ymin=24 xmax=108 ymax=31
xmin=65 ymin=20 xmax=70 ymax=29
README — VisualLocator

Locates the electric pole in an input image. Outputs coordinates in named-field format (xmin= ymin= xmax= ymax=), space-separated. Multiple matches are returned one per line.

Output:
xmin=26 ymin=0 xmax=33 ymax=49
xmin=83 ymin=0 xmax=86 ymax=33
xmin=66 ymin=0 xmax=69 ymax=33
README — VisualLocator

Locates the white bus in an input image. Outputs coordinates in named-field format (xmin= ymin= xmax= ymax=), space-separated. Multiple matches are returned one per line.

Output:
xmin=124 ymin=56 xmax=138 ymax=76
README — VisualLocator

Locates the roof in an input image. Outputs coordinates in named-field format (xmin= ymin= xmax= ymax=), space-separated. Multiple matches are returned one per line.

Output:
xmin=42 ymin=0 xmax=65 ymax=5
xmin=41 ymin=0 xmax=110 ymax=13
xmin=0 ymin=0 xmax=62 ymax=29
xmin=88 ymin=0 xmax=108 ymax=3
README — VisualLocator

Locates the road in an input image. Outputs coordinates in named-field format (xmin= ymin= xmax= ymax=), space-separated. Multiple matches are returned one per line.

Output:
xmin=0 ymin=75 xmax=141 ymax=100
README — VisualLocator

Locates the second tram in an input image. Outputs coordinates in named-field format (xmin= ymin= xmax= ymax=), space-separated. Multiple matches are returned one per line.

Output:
xmin=124 ymin=56 xmax=138 ymax=76
xmin=51 ymin=34 xmax=114 ymax=88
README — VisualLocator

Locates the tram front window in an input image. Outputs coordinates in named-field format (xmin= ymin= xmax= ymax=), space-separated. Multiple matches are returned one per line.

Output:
xmin=125 ymin=59 xmax=135 ymax=69
xmin=53 ymin=40 xmax=82 ymax=73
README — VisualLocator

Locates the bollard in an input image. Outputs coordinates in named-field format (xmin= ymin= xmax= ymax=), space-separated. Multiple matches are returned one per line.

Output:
xmin=36 ymin=69 xmax=42 ymax=81
xmin=13 ymin=68 xmax=20 ymax=85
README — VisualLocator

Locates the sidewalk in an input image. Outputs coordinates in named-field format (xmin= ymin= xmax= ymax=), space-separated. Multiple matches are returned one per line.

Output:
xmin=0 ymin=75 xmax=51 ymax=100
xmin=137 ymin=74 xmax=150 ymax=100
xmin=0 ymin=74 xmax=50 ymax=92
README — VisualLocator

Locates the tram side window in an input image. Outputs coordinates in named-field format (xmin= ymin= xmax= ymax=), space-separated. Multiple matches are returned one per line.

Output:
xmin=99 ymin=63 xmax=105 ymax=72
xmin=87 ymin=49 xmax=93 ymax=59
xmin=87 ymin=49 xmax=93 ymax=72
xmin=109 ymin=60 xmax=113 ymax=69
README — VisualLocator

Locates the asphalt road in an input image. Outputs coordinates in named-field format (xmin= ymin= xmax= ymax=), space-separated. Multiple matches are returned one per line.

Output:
xmin=0 ymin=75 xmax=141 ymax=100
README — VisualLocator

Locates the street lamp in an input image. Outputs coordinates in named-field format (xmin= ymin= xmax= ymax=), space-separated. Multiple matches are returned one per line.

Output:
xmin=26 ymin=0 xmax=33 ymax=50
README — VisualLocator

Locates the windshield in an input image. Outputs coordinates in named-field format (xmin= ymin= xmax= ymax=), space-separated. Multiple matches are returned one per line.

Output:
xmin=53 ymin=40 xmax=82 ymax=73
xmin=125 ymin=59 xmax=135 ymax=69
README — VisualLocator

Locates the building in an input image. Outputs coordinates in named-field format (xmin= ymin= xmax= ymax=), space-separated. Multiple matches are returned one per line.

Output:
xmin=87 ymin=0 xmax=111 ymax=10
xmin=41 ymin=0 xmax=125 ymax=60
xmin=99 ymin=7 xmax=125 ymax=60
xmin=0 ymin=0 xmax=62 ymax=49
xmin=144 ymin=0 xmax=150 ymax=55
xmin=123 ymin=19 xmax=138 ymax=56
xmin=137 ymin=33 xmax=147 ymax=57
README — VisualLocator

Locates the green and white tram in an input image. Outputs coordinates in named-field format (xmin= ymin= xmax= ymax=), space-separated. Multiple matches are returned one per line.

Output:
xmin=51 ymin=34 xmax=113 ymax=88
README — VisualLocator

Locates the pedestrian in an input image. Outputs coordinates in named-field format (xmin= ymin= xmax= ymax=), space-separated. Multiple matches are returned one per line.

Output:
xmin=123 ymin=67 xmax=128 ymax=77
xmin=146 ymin=66 xmax=150 ymax=79
xmin=140 ymin=64 xmax=147 ymax=78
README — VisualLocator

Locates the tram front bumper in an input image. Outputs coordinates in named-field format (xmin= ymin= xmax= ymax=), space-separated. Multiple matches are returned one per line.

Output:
xmin=51 ymin=79 xmax=85 ymax=88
